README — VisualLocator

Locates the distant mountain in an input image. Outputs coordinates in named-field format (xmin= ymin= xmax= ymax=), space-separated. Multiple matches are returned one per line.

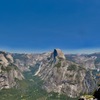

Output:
xmin=12 ymin=52 xmax=51 ymax=72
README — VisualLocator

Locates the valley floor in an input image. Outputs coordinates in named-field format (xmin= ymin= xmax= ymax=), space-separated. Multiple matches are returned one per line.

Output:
xmin=0 ymin=71 xmax=79 ymax=100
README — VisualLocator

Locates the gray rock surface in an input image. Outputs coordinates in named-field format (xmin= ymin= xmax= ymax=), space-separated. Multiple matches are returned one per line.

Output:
xmin=0 ymin=51 xmax=24 ymax=90
xmin=35 ymin=49 xmax=97 ymax=98
xmin=0 ymin=49 xmax=99 ymax=98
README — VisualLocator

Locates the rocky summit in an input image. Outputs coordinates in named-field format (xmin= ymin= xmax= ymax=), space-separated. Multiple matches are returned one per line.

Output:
xmin=35 ymin=49 xmax=97 ymax=98
xmin=53 ymin=49 xmax=66 ymax=60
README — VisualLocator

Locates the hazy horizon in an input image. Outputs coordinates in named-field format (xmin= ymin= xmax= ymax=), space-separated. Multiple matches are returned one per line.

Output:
xmin=1 ymin=47 xmax=100 ymax=54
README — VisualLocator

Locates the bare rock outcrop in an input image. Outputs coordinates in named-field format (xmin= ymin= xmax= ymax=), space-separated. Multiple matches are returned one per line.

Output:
xmin=35 ymin=49 xmax=97 ymax=98
xmin=53 ymin=49 xmax=66 ymax=60
xmin=0 ymin=54 xmax=8 ymax=66
xmin=0 ymin=51 xmax=24 ymax=90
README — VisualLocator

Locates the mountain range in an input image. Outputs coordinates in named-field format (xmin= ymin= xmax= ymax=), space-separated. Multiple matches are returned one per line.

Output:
xmin=0 ymin=49 xmax=100 ymax=99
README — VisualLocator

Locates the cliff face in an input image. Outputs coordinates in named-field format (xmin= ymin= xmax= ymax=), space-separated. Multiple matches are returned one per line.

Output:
xmin=53 ymin=49 xmax=66 ymax=60
xmin=35 ymin=49 xmax=97 ymax=98
xmin=0 ymin=51 xmax=24 ymax=90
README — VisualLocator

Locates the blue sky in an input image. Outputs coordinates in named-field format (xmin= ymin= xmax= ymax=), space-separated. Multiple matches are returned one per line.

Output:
xmin=0 ymin=0 xmax=100 ymax=53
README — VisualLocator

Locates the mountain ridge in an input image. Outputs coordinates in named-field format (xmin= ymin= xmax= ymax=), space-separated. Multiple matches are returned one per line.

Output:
xmin=0 ymin=48 xmax=100 ymax=98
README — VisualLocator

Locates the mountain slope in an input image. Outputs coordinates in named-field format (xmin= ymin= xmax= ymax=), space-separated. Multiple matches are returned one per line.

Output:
xmin=35 ymin=49 xmax=97 ymax=98
xmin=0 ymin=49 xmax=99 ymax=99
xmin=0 ymin=51 xmax=24 ymax=89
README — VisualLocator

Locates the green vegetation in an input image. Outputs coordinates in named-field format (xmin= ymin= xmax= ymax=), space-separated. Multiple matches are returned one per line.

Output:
xmin=0 ymin=67 xmax=79 ymax=100
xmin=77 ymin=66 xmax=86 ymax=71
xmin=1 ymin=65 xmax=12 ymax=72
xmin=54 ymin=62 xmax=61 ymax=68
xmin=67 ymin=64 xmax=77 ymax=71
xmin=1 ymin=64 xmax=19 ymax=72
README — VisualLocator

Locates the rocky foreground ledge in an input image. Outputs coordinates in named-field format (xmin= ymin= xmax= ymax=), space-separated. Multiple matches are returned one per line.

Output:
xmin=79 ymin=87 xmax=100 ymax=100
